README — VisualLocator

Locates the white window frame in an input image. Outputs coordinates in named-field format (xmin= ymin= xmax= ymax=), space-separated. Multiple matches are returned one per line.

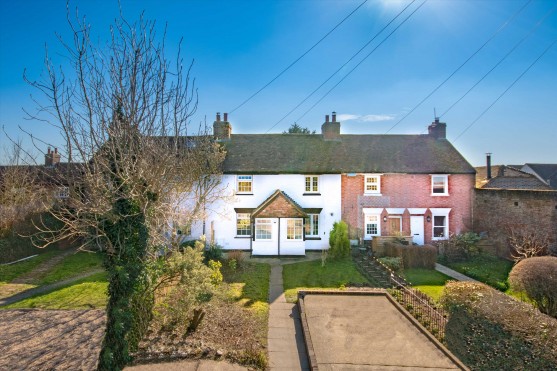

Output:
xmin=364 ymin=214 xmax=381 ymax=239
xmin=255 ymin=218 xmax=273 ymax=240
xmin=364 ymin=174 xmax=382 ymax=195
xmin=431 ymin=174 xmax=449 ymax=196
xmin=237 ymin=175 xmax=253 ymax=194
xmin=306 ymin=214 xmax=319 ymax=237
xmin=286 ymin=218 xmax=303 ymax=241
xmin=430 ymin=208 xmax=451 ymax=240
xmin=236 ymin=213 xmax=251 ymax=236
xmin=304 ymin=175 xmax=319 ymax=193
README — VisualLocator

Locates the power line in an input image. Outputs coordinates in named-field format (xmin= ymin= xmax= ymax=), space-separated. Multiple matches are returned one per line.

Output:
xmin=453 ymin=37 xmax=557 ymax=142
xmin=440 ymin=3 xmax=557 ymax=118
xmin=264 ymin=0 xmax=419 ymax=133
xmin=384 ymin=0 xmax=532 ymax=134
xmin=294 ymin=0 xmax=427 ymax=124
xmin=228 ymin=0 xmax=369 ymax=114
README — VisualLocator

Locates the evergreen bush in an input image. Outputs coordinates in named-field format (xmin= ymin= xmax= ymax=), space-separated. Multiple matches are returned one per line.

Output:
xmin=328 ymin=221 xmax=350 ymax=259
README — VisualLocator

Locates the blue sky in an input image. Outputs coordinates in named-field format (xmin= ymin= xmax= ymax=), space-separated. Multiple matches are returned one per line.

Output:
xmin=1 ymin=0 xmax=556 ymax=166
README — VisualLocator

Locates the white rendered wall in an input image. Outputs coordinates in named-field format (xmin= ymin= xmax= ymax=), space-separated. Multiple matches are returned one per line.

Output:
xmin=197 ymin=174 xmax=341 ymax=252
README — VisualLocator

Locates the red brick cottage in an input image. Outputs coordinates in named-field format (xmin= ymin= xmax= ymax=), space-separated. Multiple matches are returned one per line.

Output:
xmin=339 ymin=119 xmax=475 ymax=245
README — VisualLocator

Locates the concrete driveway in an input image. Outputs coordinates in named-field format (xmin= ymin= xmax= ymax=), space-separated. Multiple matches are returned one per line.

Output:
xmin=298 ymin=291 xmax=466 ymax=370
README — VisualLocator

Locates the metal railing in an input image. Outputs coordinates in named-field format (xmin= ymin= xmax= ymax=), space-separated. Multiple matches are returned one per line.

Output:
xmin=388 ymin=272 xmax=448 ymax=341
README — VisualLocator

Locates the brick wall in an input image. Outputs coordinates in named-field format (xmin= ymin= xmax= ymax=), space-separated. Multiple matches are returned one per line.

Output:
xmin=256 ymin=194 xmax=305 ymax=218
xmin=341 ymin=173 xmax=475 ymax=243
xmin=473 ymin=188 xmax=557 ymax=257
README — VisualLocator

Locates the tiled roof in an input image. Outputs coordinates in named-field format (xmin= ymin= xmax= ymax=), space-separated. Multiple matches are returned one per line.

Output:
xmin=221 ymin=134 xmax=475 ymax=174
xmin=522 ymin=163 xmax=557 ymax=189
xmin=479 ymin=165 xmax=552 ymax=190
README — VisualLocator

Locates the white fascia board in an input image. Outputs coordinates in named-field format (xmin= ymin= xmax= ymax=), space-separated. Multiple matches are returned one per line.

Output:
xmin=407 ymin=208 xmax=427 ymax=215
xmin=363 ymin=208 xmax=384 ymax=214
xmin=429 ymin=208 xmax=451 ymax=215
xmin=386 ymin=208 xmax=405 ymax=214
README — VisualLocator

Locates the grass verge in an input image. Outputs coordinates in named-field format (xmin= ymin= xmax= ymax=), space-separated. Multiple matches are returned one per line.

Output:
xmin=283 ymin=258 xmax=368 ymax=302
xmin=403 ymin=268 xmax=452 ymax=302
xmin=0 ymin=250 xmax=62 ymax=284
xmin=2 ymin=272 xmax=108 ymax=310
xmin=38 ymin=251 xmax=103 ymax=285
xmin=444 ymin=254 xmax=513 ymax=291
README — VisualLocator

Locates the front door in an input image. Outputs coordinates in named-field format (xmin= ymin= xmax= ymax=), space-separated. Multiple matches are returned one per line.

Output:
xmin=252 ymin=218 xmax=279 ymax=255
xmin=410 ymin=216 xmax=424 ymax=245
xmin=388 ymin=217 xmax=401 ymax=236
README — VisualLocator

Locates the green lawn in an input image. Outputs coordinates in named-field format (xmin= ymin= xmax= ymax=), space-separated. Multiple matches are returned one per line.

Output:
xmin=0 ymin=251 xmax=62 ymax=284
xmin=222 ymin=261 xmax=271 ymax=316
xmin=444 ymin=254 xmax=513 ymax=291
xmin=283 ymin=258 xmax=368 ymax=302
xmin=403 ymin=268 xmax=452 ymax=302
xmin=38 ymin=251 xmax=103 ymax=285
xmin=2 ymin=272 xmax=108 ymax=309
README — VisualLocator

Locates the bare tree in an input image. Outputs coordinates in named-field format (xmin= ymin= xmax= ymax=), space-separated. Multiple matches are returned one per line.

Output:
xmin=23 ymin=7 xmax=225 ymax=370
xmin=0 ymin=139 xmax=50 ymax=236
xmin=507 ymin=225 xmax=550 ymax=262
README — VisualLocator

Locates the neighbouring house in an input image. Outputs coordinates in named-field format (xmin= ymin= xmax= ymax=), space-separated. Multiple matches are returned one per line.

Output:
xmin=188 ymin=113 xmax=475 ymax=256
xmin=473 ymin=154 xmax=557 ymax=257
xmin=520 ymin=163 xmax=557 ymax=190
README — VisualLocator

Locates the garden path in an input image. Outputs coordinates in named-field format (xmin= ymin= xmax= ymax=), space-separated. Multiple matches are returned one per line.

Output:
xmin=435 ymin=263 xmax=479 ymax=282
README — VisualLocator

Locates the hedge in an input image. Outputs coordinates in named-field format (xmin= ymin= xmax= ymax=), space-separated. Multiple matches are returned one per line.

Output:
xmin=509 ymin=256 xmax=557 ymax=318
xmin=383 ymin=242 xmax=437 ymax=269
xmin=442 ymin=281 xmax=557 ymax=370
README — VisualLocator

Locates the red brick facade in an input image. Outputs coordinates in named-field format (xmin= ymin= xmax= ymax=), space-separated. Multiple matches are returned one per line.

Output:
xmin=254 ymin=193 xmax=306 ymax=218
xmin=341 ymin=173 xmax=475 ymax=244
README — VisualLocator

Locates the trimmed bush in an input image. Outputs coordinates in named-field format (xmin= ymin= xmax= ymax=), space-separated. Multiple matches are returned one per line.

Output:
xmin=383 ymin=242 xmax=436 ymax=269
xmin=328 ymin=221 xmax=350 ymax=259
xmin=442 ymin=281 xmax=557 ymax=370
xmin=509 ymin=256 xmax=557 ymax=318
xmin=437 ymin=232 xmax=482 ymax=263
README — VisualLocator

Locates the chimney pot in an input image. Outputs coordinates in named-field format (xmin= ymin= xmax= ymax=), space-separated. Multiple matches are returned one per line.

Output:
xmin=325 ymin=115 xmax=329 ymax=123
xmin=428 ymin=119 xmax=447 ymax=139
xmin=47 ymin=147 xmax=51 ymax=154
xmin=223 ymin=112 xmax=228 ymax=122
xmin=216 ymin=112 xmax=221 ymax=122
xmin=332 ymin=111 xmax=337 ymax=122
xmin=54 ymin=147 xmax=58 ymax=154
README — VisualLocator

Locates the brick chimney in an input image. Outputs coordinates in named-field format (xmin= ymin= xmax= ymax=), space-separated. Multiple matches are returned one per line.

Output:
xmin=486 ymin=153 xmax=492 ymax=179
xmin=321 ymin=111 xmax=340 ymax=141
xmin=428 ymin=118 xmax=446 ymax=140
xmin=45 ymin=147 xmax=61 ymax=167
xmin=213 ymin=112 xmax=231 ymax=140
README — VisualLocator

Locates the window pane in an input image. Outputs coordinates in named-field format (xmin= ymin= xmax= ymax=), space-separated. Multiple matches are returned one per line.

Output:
xmin=312 ymin=177 xmax=318 ymax=192
xmin=312 ymin=214 xmax=319 ymax=235
xmin=305 ymin=177 xmax=311 ymax=192
xmin=432 ymin=176 xmax=446 ymax=193
xmin=287 ymin=219 xmax=303 ymax=240
xmin=433 ymin=216 xmax=446 ymax=238
xmin=236 ymin=213 xmax=251 ymax=236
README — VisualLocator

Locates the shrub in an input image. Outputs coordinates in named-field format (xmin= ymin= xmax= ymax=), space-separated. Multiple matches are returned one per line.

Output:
xmin=437 ymin=232 xmax=482 ymax=263
xmin=383 ymin=242 xmax=436 ymax=269
xmin=152 ymin=242 xmax=221 ymax=335
xmin=442 ymin=281 xmax=557 ymax=370
xmin=328 ymin=221 xmax=350 ymax=259
xmin=203 ymin=242 xmax=223 ymax=263
xmin=377 ymin=256 xmax=402 ymax=272
xmin=226 ymin=249 xmax=245 ymax=268
xmin=509 ymin=256 xmax=557 ymax=318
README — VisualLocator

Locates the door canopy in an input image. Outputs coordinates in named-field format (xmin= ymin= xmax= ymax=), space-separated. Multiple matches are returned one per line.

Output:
xmin=252 ymin=189 xmax=308 ymax=219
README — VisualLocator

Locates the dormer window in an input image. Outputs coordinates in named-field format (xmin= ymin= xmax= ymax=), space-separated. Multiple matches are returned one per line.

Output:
xmin=237 ymin=175 xmax=253 ymax=194
xmin=431 ymin=175 xmax=449 ymax=196
xmin=304 ymin=175 xmax=319 ymax=194
xmin=364 ymin=174 xmax=381 ymax=195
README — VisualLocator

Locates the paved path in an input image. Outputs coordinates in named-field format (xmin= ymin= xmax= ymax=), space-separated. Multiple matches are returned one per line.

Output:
xmin=267 ymin=264 xmax=309 ymax=371
xmin=0 ymin=269 xmax=104 ymax=307
xmin=435 ymin=263 xmax=479 ymax=282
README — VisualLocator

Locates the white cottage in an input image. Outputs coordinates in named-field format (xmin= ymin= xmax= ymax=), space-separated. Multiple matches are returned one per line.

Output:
xmin=189 ymin=112 xmax=341 ymax=256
